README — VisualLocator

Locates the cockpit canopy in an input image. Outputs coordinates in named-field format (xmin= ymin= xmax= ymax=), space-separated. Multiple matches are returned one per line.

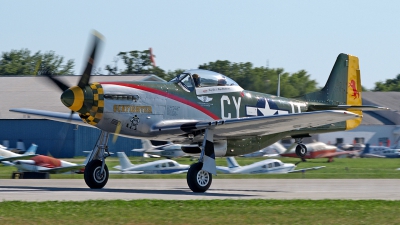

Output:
xmin=169 ymin=69 xmax=240 ymax=92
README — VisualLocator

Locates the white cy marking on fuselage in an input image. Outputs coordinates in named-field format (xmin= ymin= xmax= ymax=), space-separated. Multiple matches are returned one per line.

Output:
xmin=221 ymin=95 xmax=242 ymax=119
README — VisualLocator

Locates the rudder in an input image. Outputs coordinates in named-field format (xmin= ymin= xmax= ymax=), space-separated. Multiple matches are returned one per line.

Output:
xmin=24 ymin=144 xmax=38 ymax=155
xmin=300 ymin=53 xmax=362 ymax=130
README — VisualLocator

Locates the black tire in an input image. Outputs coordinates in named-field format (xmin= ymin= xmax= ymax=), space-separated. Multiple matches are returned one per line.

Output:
xmin=187 ymin=162 xmax=212 ymax=193
xmin=84 ymin=159 xmax=109 ymax=189
xmin=295 ymin=144 xmax=307 ymax=158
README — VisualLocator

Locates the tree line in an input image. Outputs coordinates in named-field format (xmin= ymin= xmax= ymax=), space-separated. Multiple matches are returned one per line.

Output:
xmin=0 ymin=48 xmax=396 ymax=96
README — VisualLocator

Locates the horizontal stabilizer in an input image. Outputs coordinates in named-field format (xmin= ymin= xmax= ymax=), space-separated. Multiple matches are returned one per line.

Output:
xmin=308 ymin=105 xmax=389 ymax=111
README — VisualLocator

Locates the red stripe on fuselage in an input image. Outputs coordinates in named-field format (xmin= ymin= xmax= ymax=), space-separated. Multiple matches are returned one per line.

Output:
xmin=100 ymin=82 xmax=220 ymax=120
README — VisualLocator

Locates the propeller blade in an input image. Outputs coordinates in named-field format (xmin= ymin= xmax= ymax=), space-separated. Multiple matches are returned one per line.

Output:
xmin=45 ymin=74 xmax=70 ymax=92
xmin=40 ymin=66 xmax=70 ymax=92
xmin=77 ymin=30 xmax=104 ymax=88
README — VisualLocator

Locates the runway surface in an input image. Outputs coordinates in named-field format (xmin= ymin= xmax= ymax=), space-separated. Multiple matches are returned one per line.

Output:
xmin=1 ymin=179 xmax=400 ymax=202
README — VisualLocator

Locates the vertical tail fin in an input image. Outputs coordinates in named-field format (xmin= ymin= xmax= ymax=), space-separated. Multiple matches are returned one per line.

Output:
xmin=301 ymin=53 xmax=362 ymax=130
xmin=141 ymin=139 xmax=154 ymax=151
xmin=24 ymin=144 xmax=38 ymax=155
xmin=226 ymin=157 xmax=240 ymax=168
xmin=117 ymin=152 xmax=134 ymax=170
xmin=362 ymin=144 xmax=370 ymax=154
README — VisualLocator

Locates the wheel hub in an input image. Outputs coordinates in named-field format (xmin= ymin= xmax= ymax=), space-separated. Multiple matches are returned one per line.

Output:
xmin=196 ymin=170 xmax=210 ymax=187
xmin=93 ymin=166 xmax=106 ymax=183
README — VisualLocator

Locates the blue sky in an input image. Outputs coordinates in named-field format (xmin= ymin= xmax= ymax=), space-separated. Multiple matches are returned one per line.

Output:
xmin=1 ymin=1 xmax=400 ymax=89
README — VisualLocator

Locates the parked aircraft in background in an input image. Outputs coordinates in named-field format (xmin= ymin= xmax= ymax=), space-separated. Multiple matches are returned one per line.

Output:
xmin=110 ymin=152 xmax=189 ymax=174
xmin=241 ymin=142 xmax=286 ymax=157
xmin=11 ymin=153 xmax=91 ymax=174
xmin=216 ymin=157 xmax=325 ymax=174
xmin=280 ymin=142 xmax=359 ymax=162
xmin=359 ymin=144 xmax=400 ymax=158
xmin=132 ymin=139 xmax=185 ymax=159
xmin=9 ymin=31 xmax=386 ymax=192
xmin=0 ymin=144 xmax=38 ymax=166
xmin=1 ymin=140 xmax=27 ymax=154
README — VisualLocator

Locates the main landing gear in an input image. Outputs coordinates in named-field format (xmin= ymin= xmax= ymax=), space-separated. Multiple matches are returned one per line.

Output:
xmin=187 ymin=161 xmax=212 ymax=192
xmin=187 ymin=129 xmax=216 ymax=193
xmin=84 ymin=131 xmax=111 ymax=189
xmin=294 ymin=137 xmax=307 ymax=160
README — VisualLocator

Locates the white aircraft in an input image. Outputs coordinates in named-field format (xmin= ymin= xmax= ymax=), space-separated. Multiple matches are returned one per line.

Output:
xmin=216 ymin=157 xmax=325 ymax=174
xmin=12 ymin=152 xmax=91 ymax=174
xmin=0 ymin=144 xmax=38 ymax=166
xmin=132 ymin=139 xmax=185 ymax=159
xmin=241 ymin=142 xmax=286 ymax=157
xmin=110 ymin=152 xmax=190 ymax=174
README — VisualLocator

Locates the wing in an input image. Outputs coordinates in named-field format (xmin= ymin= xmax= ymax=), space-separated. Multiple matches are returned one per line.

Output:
xmin=0 ymin=154 xmax=38 ymax=162
xmin=362 ymin=153 xmax=386 ymax=158
xmin=11 ymin=108 xmax=359 ymax=138
xmin=132 ymin=149 xmax=164 ymax=153
xmin=170 ymin=170 xmax=188 ymax=174
xmin=153 ymin=110 xmax=360 ymax=138
xmin=216 ymin=166 xmax=232 ymax=174
xmin=109 ymin=170 xmax=143 ymax=174
xmin=316 ymin=150 xmax=359 ymax=159
xmin=38 ymin=165 xmax=85 ymax=174
xmin=289 ymin=166 xmax=326 ymax=173
xmin=9 ymin=108 xmax=89 ymax=126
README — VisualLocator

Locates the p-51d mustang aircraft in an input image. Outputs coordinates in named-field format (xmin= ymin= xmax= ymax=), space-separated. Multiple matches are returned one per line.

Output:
xmin=10 ymin=31 xmax=386 ymax=192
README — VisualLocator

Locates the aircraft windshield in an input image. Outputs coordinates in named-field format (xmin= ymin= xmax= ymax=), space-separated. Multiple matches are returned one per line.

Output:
xmin=169 ymin=69 xmax=240 ymax=90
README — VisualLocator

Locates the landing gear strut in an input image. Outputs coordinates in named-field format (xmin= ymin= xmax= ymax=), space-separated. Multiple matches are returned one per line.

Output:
xmin=186 ymin=129 xmax=215 ymax=193
xmin=84 ymin=131 xmax=111 ymax=189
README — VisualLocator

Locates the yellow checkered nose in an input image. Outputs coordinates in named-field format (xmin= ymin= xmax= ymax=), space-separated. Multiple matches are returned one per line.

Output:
xmin=61 ymin=86 xmax=85 ymax=112
xmin=61 ymin=83 xmax=104 ymax=125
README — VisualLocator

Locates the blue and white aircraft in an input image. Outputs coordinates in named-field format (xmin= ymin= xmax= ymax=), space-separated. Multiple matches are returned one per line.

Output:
xmin=216 ymin=157 xmax=325 ymax=174
xmin=110 ymin=152 xmax=190 ymax=174
xmin=360 ymin=144 xmax=400 ymax=158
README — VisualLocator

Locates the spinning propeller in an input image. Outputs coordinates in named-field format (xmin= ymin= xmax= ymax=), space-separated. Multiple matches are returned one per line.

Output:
xmin=44 ymin=31 xmax=122 ymax=145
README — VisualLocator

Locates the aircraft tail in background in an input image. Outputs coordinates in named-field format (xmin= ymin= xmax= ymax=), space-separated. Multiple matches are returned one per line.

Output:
xmin=24 ymin=144 xmax=38 ymax=155
xmin=116 ymin=152 xmax=134 ymax=170
xmin=226 ymin=157 xmax=240 ymax=168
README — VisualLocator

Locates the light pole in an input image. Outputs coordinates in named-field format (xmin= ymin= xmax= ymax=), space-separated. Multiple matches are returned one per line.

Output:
xmin=277 ymin=73 xmax=281 ymax=97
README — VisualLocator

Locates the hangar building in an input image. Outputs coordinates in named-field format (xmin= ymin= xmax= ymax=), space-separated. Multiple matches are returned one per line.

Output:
xmin=317 ymin=92 xmax=400 ymax=148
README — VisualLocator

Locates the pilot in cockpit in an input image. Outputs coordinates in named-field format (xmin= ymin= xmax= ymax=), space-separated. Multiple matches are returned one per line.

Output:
xmin=217 ymin=77 xmax=227 ymax=86
xmin=192 ymin=74 xmax=201 ymax=87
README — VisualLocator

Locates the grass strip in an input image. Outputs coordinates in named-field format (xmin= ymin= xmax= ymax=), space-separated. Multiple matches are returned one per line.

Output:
xmin=1 ymin=199 xmax=400 ymax=225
